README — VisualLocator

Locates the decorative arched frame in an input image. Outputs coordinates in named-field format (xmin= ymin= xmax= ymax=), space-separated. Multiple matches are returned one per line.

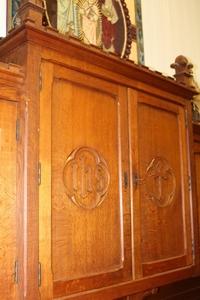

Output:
xmin=43 ymin=0 xmax=135 ymax=58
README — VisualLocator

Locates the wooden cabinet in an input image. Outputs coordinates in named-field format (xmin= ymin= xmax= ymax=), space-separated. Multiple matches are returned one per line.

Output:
xmin=0 ymin=7 xmax=198 ymax=298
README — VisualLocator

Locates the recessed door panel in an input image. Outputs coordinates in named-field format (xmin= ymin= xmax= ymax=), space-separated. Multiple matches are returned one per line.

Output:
xmin=52 ymin=79 xmax=123 ymax=281
xmin=0 ymin=99 xmax=17 ymax=300
xmin=129 ymin=91 xmax=193 ymax=277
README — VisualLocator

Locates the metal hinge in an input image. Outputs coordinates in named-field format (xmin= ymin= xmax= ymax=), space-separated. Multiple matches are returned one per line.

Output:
xmin=188 ymin=175 xmax=192 ymax=191
xmin=185 ymin=110 xmax=188 ymax=128
xmin=192 ymin=240 xmax=195 ymax=256
xmin=133 ymin=173 xmax=144 ymax=188
xmin=16 ymin=119 xmax=20 ymax=141
xmin=14 ymin=261 xmax=18 ymax=284
xmin=38 ymin=162 xmax=41 ymax=185
xmin=38 ymin=262 xmax=42 ymax=287
xmin=124 ymin=172 xmax=128 ymax=189
xmin=39 ymin=71 xmax=42 ymax=91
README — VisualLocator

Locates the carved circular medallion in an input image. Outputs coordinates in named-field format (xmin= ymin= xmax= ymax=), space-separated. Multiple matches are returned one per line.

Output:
xmin=145 ymin=157 xmax=176 ymax=208
xmin=63 ymin=147 xmax=110 ymax=209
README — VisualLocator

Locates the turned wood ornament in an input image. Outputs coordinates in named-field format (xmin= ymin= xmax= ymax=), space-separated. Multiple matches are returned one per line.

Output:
xmin=171 ymin=55 xmax=195 ymax=87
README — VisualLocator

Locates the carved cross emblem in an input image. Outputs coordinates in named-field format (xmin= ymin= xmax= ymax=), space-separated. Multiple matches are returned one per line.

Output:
xmin=145 ymin=157 xmax=176 ymax=207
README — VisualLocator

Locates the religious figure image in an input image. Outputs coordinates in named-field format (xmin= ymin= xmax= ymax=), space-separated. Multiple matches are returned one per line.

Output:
xmin=57 ymin=0 xmax=102 ymax=45
xmin=78 ymin=0 xmax=101 ymax=45
xmin=7 ymin=0 xmax=133 ymax=58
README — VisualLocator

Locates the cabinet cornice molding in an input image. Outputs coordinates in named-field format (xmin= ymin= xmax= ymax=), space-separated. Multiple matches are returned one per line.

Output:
xmin=0 ymin=24 xmax=198 ymax=100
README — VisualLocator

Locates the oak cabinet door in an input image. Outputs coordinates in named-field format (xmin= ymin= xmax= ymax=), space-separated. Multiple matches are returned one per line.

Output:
xmin=129 ymin=91 xmax=193 ymax=278
xmin=0 ymin=99 xmax=18 ymax=299
xmin=39 ymin=62 xmax=132 ymax=299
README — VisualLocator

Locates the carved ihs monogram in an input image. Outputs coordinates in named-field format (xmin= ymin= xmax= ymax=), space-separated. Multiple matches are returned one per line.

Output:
xmin=63 ymin=147 xmax=110 ymax=209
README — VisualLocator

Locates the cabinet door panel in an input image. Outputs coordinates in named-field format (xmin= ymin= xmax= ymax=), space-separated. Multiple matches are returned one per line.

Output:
xmin=0 ymin=99 xmax=17 ymax=300
xmin=39 ymin=62 xmax=131 ymax=299
xmin=129 ymin=91 xmax=193 ymax=277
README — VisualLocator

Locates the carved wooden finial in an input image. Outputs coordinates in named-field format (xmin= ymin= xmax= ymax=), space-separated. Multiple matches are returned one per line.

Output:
xmin=171 ymin=55 xmax=195 ymax=87
xmin=171 ymin=56 xmax=200 ymax=121
xmin=17 ymin=0 xmax=44 ymax=27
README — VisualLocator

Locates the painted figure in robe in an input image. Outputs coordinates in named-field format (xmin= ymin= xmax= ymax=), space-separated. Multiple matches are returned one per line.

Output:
xmin=101 ymin=0 xmax=118 ymax=51
xmin=57 ymin=0 xmax=101 ymax=46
